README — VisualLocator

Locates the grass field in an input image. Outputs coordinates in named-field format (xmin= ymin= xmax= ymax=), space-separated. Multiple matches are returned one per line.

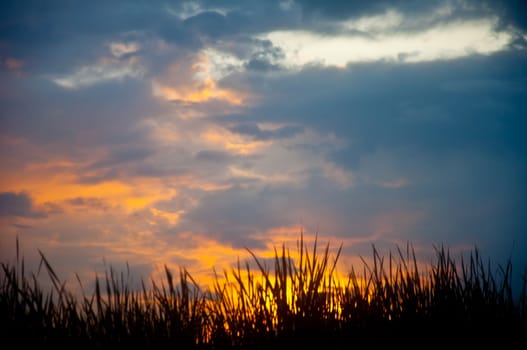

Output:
xmin=1 ymin=234 xmax=526 ymax=349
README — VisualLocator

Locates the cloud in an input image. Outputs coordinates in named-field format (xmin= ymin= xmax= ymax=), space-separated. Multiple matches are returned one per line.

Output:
xmin=87 ymin=146 xmax=155 ymax=172
xmin=178 ymin=186 xmax=293 ymax=249
xmin=151 ymin=50 xmax=248 ymax=105
xmin=228 ymin=122 xmax=304 ymax=140
xmin=0 ymin=191 xmax=46 ymax=218
xmin=487 ymin=0 xmax=527 ymax=31
xmin=65 ymin=197 xmax=110 ymax=211
xmin=51 ymin=56 xmax=145 ymax=89
xmin=197 ymin=46 xmax=526 ymax=270
xmin=243 ymin=39 xmax=286 ymax=71
xmin=194 ymin=149 xmax=239 ymax=163
xmin=1 ymin=0 xmax=521 ymax=78
xmin=0 ymin=2 xmax=172 ymax=76
xmin=108 ymin=41 xmax=141 ymax=58
xmin=176 ymin=1 xmax=303 ymax=40
xmin=296 ymin=0 xmax=463 ymax=21
xmin=1 ymin=0 xmax=526 ymax=294
xmin=260 ymin=18 xmax=513 ymax=68
xmin=242 ymin=51 xmax=527 ymax=163
xmin=152 ymin=77 xmax=244 ymax=105
xmin=0 ymin=72 xmax=159 ymax=163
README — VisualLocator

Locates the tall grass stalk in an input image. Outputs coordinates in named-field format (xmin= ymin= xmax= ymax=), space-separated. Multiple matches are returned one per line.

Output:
xmin=1 ymin=234 xmax=526 ymax=348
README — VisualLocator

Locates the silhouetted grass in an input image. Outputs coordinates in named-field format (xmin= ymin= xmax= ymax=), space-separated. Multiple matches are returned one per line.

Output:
xmin=1 ymin=234 xmax=526 ymax=349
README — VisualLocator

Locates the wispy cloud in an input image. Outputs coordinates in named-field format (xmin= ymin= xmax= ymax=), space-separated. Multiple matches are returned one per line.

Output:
xmin=51 ymin=58 xmax=145 ymax=89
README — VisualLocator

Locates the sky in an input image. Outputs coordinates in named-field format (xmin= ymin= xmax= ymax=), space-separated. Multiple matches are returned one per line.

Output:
xmin=1 ymin=0 xmax=526 ymax=292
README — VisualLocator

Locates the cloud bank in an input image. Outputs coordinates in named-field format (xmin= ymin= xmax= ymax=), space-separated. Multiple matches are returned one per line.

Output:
xmin=1 ymin=0 xmax=526 ymax=291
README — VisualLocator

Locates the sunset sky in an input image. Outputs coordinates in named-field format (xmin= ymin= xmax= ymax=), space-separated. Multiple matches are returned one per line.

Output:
xmin=1 ymin=0 xmax=526 ymax=291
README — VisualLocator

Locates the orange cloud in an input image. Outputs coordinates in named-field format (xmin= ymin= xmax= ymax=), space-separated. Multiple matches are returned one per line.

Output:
xmin=1 ymin=160 xmax=177 ymax=213
xmin=153 ymin=77 xmax=244 ymax=105
xmin=88 ymin=231 xmax=254 ymax=289
xmin=150 ymin=207 xmax=183 ymax=225
xmin=202 ymin=126 xmax=270 ymax=155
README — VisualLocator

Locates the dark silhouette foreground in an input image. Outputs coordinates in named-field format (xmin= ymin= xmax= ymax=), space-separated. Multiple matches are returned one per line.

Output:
xmin=1 ymin=235 xmax=526 ymax=348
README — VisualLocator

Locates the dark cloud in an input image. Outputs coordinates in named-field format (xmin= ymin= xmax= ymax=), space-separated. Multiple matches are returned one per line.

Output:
xmin=294 ymin=0 xmax=527 ymax=37
xmin=245 ymin=51 xmax=527 ymax=165
xmin=0 ymin=191 xmax=46 ymax=218
xmin=244 ymin=39 xmax=286 ymax=72
xmin=41 ymin=202 xmax=64 ymax=215
xmin=90 ymin=147 xmax=155 ymax=169
xmin=177 ymin=146 xmax=527 ymax=272
xmin=296 ymin=0 xmax=443 ymax=19
xmin=0 ymin=1 xmax=174 ymax=74
xmin=134 ymin=163 xmax=192 ymax=179
xmin=1 ymin=0 xmax=523 ymax=77
xmin=66 ymin=197 xmax=110 ymax=211
xmin=183 ymin=10 xmax=245 ymax=38
xmin=294 ymin=0 xmax=492 ymax=23
xmin=245 ymin=58 xmax=281 ymax=72
xmin=178 ymin=186 xmax=298 ymax=249
xmin=486 ymin=0 xmax=527 ymax=31
xmin=0 ymin=0 xmax=299 ymax=75
xmin=0 ymin=77 xmax=156 ymax=161
xmin=228 ymin=122 xmax=304 ymax=140
xmin=194 ymin=149 xmax=237 ymax=163
xmin=179 ymin=2 xmax=300 ymax=41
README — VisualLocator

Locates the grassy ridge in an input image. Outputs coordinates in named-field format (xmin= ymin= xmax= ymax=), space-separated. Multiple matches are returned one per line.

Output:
xmin=1 ymin=234 xmax=526 ymax=349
